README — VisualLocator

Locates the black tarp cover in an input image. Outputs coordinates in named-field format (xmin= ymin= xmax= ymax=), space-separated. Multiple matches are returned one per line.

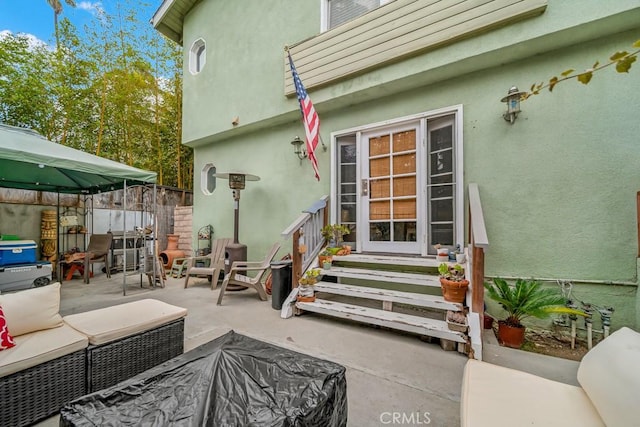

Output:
xmin=60 ymin=331 xmax=348 ymax=426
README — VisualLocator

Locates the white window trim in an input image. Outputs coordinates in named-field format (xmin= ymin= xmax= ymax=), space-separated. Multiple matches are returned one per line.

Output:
xmin=329 ymin=105 xmax=464 ymax=255
xmin=189 ymin=38 xmax=206 ymax=75
xmin=201 ymin=163 xmax=216 ymax=195
xmin=320 ymin=0 xmax=393 ymax=32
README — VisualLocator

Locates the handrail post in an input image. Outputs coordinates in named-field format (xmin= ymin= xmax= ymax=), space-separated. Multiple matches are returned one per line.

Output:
xmin=292 ymin=229 xmax=302 ymax=289
xmin=323 ymin=197 xmax=330 ymax=230
xmin=468 ymin=183 xmax=489 ymax=351
xmin=472 ymin=245 xmax=485 ymax=322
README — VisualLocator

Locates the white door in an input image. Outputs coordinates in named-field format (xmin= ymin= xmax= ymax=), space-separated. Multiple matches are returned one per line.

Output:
xmin=360 ymin=122 xmax=423 ymax=254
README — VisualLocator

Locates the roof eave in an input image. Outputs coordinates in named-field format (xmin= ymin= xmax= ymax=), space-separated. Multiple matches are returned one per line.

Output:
xmin=151 ymin=0 xmax=199 ymax=45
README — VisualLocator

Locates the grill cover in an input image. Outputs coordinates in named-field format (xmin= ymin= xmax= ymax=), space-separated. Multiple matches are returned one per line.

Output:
xmin=60 ymin=330 xmax=347 ymax=426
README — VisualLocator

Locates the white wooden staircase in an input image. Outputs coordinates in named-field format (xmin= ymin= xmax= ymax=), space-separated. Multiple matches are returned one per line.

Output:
xmin=294 ymin=254 xmax=471 ymax=353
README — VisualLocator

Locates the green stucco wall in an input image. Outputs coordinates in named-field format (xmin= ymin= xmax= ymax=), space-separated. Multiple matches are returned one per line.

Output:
xmin=178 ymin=0 xmax=640 ymax=328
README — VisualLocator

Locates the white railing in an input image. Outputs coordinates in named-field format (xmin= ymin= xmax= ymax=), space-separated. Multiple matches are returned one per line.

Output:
xmin=281 ymin=195 xmax=329 ymax=288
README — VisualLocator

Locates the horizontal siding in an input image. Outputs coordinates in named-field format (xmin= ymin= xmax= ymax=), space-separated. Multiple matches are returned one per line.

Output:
xmin=284 ymin=0 xmax=547 ymax=95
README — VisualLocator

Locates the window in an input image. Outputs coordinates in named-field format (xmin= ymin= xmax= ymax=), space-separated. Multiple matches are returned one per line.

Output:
xmin=426 ymin=116 xmax=456 ymax=254
xmin=189 ymin=39 xmax=206 ymax=75
xmin=201 ymin=163 xmax=216 ymax=195
xmin=323 ymin=0 xmax=391 ymax=30
xmin=337 ymin=135 xmax=357 ymax=244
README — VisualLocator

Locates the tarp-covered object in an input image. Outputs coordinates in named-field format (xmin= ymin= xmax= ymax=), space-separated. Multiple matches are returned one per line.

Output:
xmin=60 ymin=331 xmax=348 ymax=426
xmin=0 ymin=124 xmax=156 ymax=194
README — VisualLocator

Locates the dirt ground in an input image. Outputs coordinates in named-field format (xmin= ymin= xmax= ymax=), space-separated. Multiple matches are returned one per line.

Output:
xmin=491 ymin=325 xmax=591 ymax=361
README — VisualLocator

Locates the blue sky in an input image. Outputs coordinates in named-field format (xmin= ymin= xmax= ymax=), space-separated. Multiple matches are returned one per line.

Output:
xmin=0 ymin=1 xmax=159 ymax=46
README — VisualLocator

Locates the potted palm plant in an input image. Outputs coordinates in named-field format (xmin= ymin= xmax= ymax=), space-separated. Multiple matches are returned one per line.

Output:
xmin=438 ymin=263 xmax=469 ymax=303
xmin=484 ymin=278 xmax=585 ymax=348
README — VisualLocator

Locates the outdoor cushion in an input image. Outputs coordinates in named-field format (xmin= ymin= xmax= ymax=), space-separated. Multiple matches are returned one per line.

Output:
xmin=461 ymin=359 xmax=604 ymax=427
xmin=0 ymin=323 xmax=88 ymax=378
xmin=63 ymin=299 xmax=187 ymax=345
xmin=0 ymin=305 xmax=15 ymax=350
xmin=577 ymin=327 xmax=640 ymax=427
xmin=0 ymin=282 xmax=63 ymax=336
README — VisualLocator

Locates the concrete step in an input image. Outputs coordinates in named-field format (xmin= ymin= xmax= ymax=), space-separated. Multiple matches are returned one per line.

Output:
xmin=319 ymin=266 xmax=441 ymax=288
xmin=296 ymin=299 xmax=467 ymax=343
xmin=313 ymin=281 xmax=462 ymax=312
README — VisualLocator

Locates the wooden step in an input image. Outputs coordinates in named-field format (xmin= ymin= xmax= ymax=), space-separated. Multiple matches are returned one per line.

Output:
xmin=331 ymin=253 xmax=441 ymax=268
xmin=320 ymin=266 xmax=441 ymax=288
xmin=314 ymin=281 xmax=462 ymax=312
xmin=296 ymin=299 xmax=467 ymax=343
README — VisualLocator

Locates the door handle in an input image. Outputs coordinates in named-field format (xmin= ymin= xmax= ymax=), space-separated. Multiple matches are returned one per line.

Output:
xmin=361 ymin=179 xmax=369 ymax=196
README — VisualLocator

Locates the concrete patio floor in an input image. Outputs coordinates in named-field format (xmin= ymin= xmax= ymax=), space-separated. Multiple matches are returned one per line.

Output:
xmin=36 ymin=270 xmax=580 ymax=426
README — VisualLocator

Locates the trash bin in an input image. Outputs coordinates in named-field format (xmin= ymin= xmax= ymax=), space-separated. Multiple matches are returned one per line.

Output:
xmin=270 ymin=259 xmax=292 ymax=310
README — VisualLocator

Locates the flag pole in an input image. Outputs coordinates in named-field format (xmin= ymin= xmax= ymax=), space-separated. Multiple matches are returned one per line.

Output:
xmin=319 ymin=133 xmax=328 ymax=152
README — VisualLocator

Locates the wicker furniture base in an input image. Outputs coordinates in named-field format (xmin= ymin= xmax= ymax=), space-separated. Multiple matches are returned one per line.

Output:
xmin=87 ymin=318 xmax=184 ymax=392
xmin=0 ymin=349 xmax=86 ymax=427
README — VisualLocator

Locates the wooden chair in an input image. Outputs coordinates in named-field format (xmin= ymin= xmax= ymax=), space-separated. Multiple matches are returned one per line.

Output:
xmin=217 ymin=242 xmax=281 ymax=305
xmin=183 ymin=237 xmax=232 ymax=289
xmin=83 ymin=233 xmax=113 ymax=284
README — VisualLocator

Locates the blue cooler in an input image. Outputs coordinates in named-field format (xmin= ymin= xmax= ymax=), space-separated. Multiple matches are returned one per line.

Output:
xmin=0 ymin=240 xmax=37 ymax=267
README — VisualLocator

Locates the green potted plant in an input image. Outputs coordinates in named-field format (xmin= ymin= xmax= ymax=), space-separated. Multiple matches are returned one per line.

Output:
xmin=438 ymin=263 xmax=469 ymax=303
xmin=321 ymin=224 xmax=350 ymax=247
xmin=297 ymin=268 xmax=321 ymax=302
xmin=484 ymin=278 xmax=585 ymax=348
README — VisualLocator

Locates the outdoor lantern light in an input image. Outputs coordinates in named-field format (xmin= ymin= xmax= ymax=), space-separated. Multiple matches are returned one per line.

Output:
xmin=501 ymin=86 xmax=526 ymax=124
xmin=291 ymin=136 xmax=307 ymax=160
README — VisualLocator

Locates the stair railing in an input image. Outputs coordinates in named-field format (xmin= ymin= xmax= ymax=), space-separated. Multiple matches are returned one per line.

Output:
xmin=467 ymin=183 xmax=489 ymax=359
xmin=281 ymin=195 xmax=329 ymax=289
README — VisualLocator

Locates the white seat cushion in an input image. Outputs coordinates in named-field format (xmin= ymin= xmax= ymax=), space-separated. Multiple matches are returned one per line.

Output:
xmin=0 ymin=282 xmax=63 ymax=337
xmin=461 ymin=359 xmax=604 ymax=427
xmin=63 ymin=299 xmax=187 ymax=345
xmin=577 ymin=327 xmax=640 ymax=427
xmin=0 ymin=324 xmax=88 ymax=378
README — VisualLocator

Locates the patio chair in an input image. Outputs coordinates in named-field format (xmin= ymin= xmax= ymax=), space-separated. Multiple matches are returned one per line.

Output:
xmin=183 ymin=237 xmax=232 ymax=289
xmin=83 ymin=233 xmax=113 ymax=284
xmin=217 ymin=242 xmax=281 ymax=305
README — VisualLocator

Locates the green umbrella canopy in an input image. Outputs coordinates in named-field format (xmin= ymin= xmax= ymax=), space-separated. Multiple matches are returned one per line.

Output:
xmin=0 ymin=124 xmax=157 ymax=194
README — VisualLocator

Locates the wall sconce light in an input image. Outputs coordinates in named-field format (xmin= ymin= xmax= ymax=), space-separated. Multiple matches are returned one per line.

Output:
xmin=501 ymin=86 xmax=526 ymax=124
xmin=291 ymin=136 xmax=307 ymax=160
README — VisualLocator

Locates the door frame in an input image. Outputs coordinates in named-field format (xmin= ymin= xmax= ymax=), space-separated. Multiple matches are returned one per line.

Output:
xmin=330 ymin=105 xmax=464 ymax=256
xmin=360 ymin=121 xmax=423 ymax=254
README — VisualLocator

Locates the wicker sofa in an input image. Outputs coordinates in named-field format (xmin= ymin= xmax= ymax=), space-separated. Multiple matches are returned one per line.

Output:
xmin=0 ymin=283 xmax=187 ymax=426
xmin=461 ymin=326 xmax=640 ymax=427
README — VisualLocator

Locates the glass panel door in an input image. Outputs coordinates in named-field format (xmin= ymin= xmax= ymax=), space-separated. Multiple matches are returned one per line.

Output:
xmin=361 ymin=123 xmax=421 ymax=253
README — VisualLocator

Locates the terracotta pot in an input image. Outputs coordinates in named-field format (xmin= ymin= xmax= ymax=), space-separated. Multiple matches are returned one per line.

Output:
xmin=439 ymin=278 xmax=469 ymax=303
xmin=165 ymin=234 xmax=180 ymax=250
xmin=318 ymin=255 xmax=332 ymax=266
xmin=497 ymin=320 xmax=526 ymax=348
xmin=297 ymin=284 xmax=316 ymax=302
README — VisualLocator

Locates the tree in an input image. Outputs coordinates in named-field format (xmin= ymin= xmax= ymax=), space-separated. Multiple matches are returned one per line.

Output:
xmin=1 ymin=2 xmax=191 ymax=189
xmin=46 ymin=0 xmax=76 ymax=50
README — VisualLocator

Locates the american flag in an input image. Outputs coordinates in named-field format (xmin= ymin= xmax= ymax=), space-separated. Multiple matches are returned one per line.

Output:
xmin=288 ymin=51 xmax=320 ymax=181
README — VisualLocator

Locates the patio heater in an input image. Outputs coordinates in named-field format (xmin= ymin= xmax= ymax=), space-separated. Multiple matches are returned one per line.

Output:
xmin=213 ymin=172 xmax=260 ymax=280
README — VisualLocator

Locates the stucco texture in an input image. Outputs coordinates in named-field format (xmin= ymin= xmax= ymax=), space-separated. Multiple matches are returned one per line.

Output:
xmin=180 ymin=0 xmax=640 ymax=327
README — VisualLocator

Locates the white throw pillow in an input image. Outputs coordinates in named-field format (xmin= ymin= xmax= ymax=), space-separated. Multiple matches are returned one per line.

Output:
xmin=0 ymin=282 xmax=63 ymax=337
xmin=577 ymin=327 xmax=640 ymax=427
